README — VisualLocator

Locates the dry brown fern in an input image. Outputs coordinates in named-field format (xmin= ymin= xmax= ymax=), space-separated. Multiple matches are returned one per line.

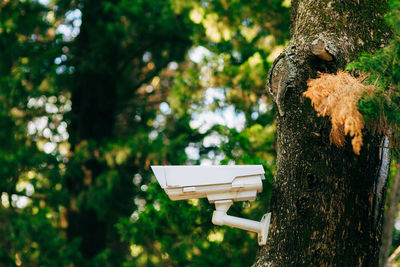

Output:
xmin=303 ymin=70 xmax=374 ymax=155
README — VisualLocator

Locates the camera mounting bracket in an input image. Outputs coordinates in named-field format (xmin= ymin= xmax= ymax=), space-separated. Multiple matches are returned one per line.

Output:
xmin=212 ymin=200 xmax=271 ymax=246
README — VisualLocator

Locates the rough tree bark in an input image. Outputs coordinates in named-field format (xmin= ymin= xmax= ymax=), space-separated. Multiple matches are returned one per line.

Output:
xmin=253 ymin=1 xmax=390 ymax=266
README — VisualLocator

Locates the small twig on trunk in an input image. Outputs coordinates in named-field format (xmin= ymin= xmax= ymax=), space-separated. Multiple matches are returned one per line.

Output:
xmin=311 ymin=38 xmax=334 ymax=61
xmin=387 ymin=244 xmax=400 ymax=265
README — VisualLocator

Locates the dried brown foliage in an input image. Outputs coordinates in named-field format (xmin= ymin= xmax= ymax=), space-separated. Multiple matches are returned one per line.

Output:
xmin=303 ymin=71 xmax=375 ymax=155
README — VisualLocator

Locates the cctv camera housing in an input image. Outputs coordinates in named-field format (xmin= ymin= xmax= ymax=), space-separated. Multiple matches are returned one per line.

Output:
xmin=150 ymin=165 xmax=271 ymax=246
xmin=151 ymin=165 xmax=265 ymax=202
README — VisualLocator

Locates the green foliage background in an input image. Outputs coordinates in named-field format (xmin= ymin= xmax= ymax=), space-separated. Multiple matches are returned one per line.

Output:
xmin=0 ymin=0 xmax=289 ymax=266
xmin=1 ymin=0 xmax=399 ymax=266
xmin=348 ymin=0 xmax=400 ymax=149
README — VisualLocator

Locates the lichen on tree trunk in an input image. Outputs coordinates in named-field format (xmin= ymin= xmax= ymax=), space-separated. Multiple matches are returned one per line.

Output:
xmin=254 ymin=1 xmax=390 ymax=266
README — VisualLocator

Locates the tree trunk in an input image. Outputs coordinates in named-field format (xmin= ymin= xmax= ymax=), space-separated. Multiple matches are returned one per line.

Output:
xmin=254 ymin=1 xmax=390 ymax=266
xmin=380 ymin=167 xmax=400 ymax=266
xmin=65 ymin=0 xmax=123 ymax=261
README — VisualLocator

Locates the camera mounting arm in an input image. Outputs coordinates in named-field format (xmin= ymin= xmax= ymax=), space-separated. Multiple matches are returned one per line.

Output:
xmin=212 ymin=200 xmax=271 ymax=246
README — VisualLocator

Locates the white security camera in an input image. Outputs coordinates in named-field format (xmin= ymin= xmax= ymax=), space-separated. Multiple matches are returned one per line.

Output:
xmin=151 ymin=165 xmax=271 ymax=246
